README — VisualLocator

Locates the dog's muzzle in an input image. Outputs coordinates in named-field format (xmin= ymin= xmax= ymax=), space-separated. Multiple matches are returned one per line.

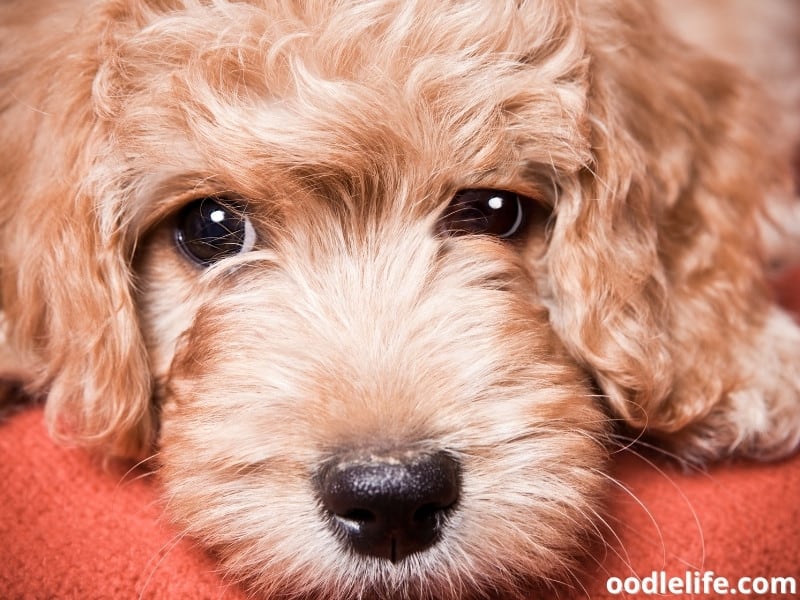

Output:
xmin=316 ymin=450 xmax=460 ymax=563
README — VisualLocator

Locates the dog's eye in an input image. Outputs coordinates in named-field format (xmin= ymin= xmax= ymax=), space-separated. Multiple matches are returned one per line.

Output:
xmin=438 ymin=189 xmax=538 ymax=239
xmin=175 ymin=197 xmax=256 ymax=265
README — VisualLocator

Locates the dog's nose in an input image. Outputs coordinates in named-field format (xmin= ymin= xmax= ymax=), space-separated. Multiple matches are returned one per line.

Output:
xmin=317 ymin=450 xmax=460 ymax=563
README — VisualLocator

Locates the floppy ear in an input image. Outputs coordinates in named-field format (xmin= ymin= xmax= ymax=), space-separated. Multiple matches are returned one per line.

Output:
xmin=545 ymin=1 xmax=799 ymax=459
xmin=0 ymin=11 xmax=154 ymax=458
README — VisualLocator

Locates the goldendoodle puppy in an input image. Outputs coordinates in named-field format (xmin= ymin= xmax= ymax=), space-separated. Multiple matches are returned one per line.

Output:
xmin=1 ymin=1 xmax=798 ymax=598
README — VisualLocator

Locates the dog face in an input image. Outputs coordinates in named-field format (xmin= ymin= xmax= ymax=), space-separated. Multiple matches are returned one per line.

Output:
xmin=127 ymin=2 xmax=607 ymax=595
xmin=1 ymin=0 xmax=799 ymax=598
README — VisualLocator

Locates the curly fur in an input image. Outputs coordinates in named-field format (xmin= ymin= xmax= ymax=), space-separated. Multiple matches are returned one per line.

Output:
xmin=1 ymin=1 xmax=798 ymax=598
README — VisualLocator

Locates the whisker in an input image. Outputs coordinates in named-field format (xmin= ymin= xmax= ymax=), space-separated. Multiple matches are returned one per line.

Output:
xmin=590 ymin=466 xmax=668 ymax=568
xmin=138 ymin=529 xmax=190 ymax=600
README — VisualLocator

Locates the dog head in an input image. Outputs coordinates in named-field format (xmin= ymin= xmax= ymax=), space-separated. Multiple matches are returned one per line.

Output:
xmin=0 ymin=0 xmax=792 ymax=597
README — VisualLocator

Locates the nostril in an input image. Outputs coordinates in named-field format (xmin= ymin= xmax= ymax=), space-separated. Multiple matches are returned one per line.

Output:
xmin=412 ymin=502 xmax=444 ymax=524
xmin=339 ymin=508 xmax=376 ymax=523
xmin=316 ymin=450 xmax=461 ymax=562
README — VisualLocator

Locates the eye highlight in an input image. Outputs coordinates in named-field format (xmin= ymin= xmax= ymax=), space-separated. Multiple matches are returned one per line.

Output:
xmin=438 ymin=189 xmax=543 ymax=239
xmin=174 ymin=196 xmax=256 ymax=266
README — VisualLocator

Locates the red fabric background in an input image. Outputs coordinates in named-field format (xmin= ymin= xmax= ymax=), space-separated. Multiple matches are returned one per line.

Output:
xmin=1 ymin=269 xmax=799 ymax=599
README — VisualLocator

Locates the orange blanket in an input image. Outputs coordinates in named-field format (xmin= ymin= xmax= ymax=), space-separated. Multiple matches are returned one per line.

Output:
xmin=1 ymin=269 xmax=799 ymax=599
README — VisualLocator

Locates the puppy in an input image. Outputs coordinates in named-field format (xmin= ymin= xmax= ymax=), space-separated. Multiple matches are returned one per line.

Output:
xmin=1 ymin=1 xmax=799 ymax=598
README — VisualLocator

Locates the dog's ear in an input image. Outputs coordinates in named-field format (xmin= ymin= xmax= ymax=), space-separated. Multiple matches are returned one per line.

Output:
xmin=544 ymin=1 xmax=795 ymax=452
xmin=1 ymin=145 xmax=154 ymax=459
xmin=0 ymin=21 xmax=154 ymax=458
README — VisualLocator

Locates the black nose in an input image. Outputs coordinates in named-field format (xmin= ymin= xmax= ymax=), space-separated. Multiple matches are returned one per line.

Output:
xmin=317 ymin=450 xmax=460 ymax=563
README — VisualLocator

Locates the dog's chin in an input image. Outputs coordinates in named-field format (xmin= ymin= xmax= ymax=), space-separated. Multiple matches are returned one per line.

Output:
xmin=226 ymin=559 xmax=559 ymax=600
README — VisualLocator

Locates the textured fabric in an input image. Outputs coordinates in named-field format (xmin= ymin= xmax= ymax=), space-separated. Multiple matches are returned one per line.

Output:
xmin=1 ymin=269 xmax=799 ymax=599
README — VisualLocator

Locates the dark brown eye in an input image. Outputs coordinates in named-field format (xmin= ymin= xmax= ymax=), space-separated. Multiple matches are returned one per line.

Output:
xmin=175 ymin=197 xmax=256 ymax=265
xmin=438 ymin=189 xmax=538 ymax=239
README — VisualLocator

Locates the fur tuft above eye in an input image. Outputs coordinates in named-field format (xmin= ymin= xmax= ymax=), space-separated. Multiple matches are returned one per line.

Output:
xmin=174 ymin=197 xmax=257 ymax=266
xmin=437 ymin=189 xmax=548 ymax=240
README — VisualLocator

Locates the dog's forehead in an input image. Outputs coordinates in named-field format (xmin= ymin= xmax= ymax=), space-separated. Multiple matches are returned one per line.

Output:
xmin=97 ymin=0 xmax=590 ymax=226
